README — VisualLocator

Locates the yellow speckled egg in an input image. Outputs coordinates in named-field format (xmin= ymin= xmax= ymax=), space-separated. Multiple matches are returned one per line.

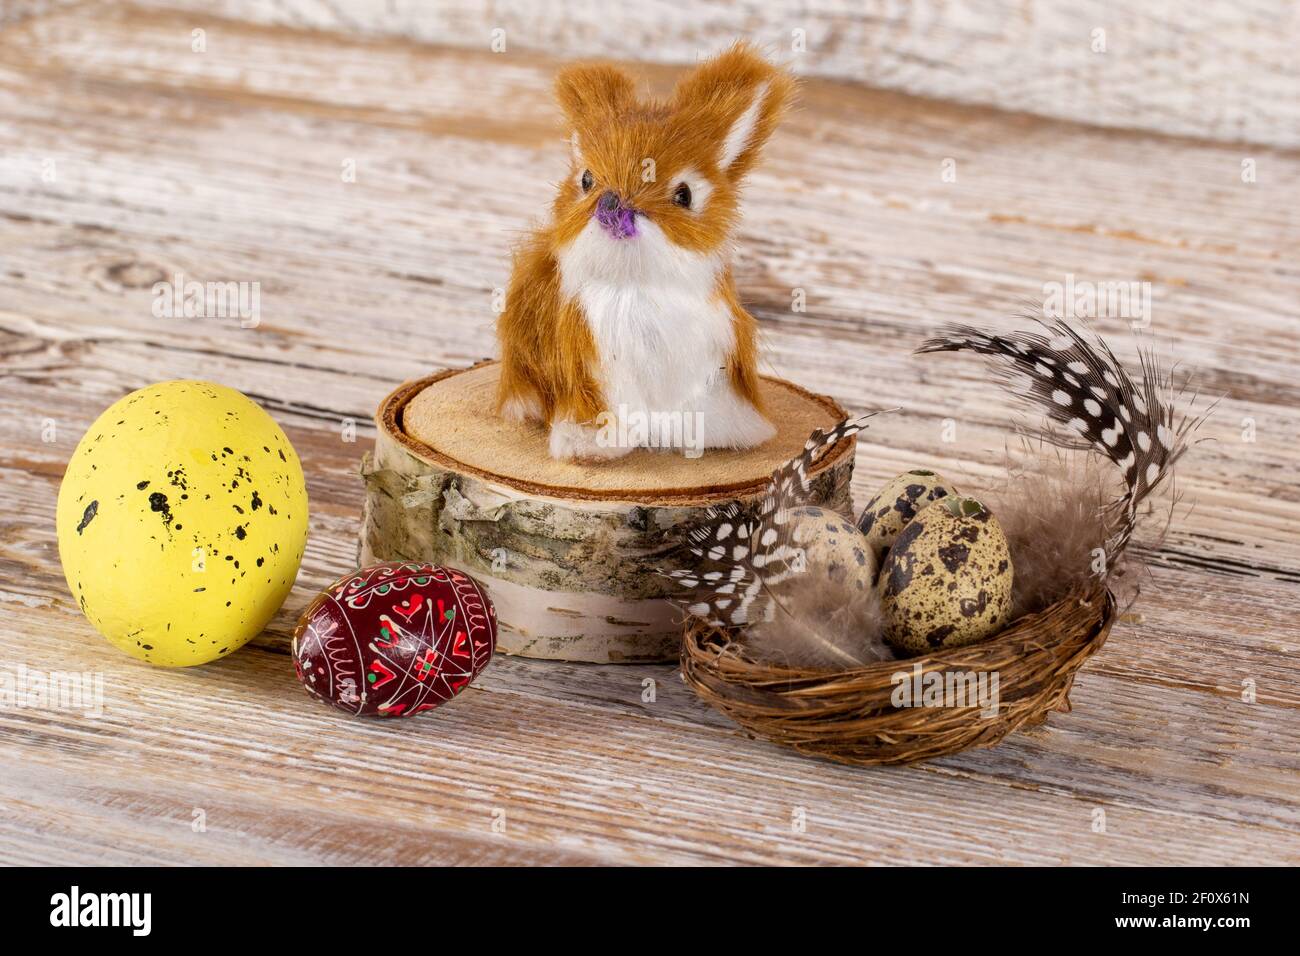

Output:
xmin=856 ymin=469 xmax=960 ymax=560
xmin=877 ymin=496 xmax=1013 ymax=654
xmin=56 ymin=381 xmax=309 ymax=666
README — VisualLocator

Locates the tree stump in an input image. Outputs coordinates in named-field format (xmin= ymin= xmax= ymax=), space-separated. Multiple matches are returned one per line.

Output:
xmin=359 ymin=362 xmax=856 ymax=662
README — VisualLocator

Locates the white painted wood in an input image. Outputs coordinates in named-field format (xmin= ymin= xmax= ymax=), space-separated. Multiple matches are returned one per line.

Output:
xmin=128 ymin=0 xmax=1300 ymax=147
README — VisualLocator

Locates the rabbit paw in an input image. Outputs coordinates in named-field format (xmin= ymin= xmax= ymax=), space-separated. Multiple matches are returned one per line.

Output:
xmin=549 ymin=420 xmax=631 ymax=462
xmin=500 ymin=391 xmax=543 ymax=423
xmin=697 ymin=390 xmax=777 ymax=449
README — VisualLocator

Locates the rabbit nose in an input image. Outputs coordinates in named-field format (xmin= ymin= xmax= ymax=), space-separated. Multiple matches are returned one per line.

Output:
xmin=594 ymin=190 xmax=639 ymax=239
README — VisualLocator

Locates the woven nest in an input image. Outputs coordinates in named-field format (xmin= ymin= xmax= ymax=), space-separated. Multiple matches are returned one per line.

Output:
xmin=680 ymin=586 xmax=1115 ymax=767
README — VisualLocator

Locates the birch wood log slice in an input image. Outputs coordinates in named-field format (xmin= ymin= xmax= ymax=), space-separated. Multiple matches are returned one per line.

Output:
xmin=359 ymin=362 xmax=855 ymax=662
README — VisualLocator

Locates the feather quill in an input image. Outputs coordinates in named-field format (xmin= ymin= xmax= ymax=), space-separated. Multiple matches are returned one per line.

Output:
xmin=917 ymin=316 xmax=1199 ymax=565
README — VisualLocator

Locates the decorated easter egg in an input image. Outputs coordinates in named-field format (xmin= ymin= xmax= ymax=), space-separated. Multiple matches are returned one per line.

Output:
xmin=877 ymin=496 xmax=1013 ymax=654
xmin=856 ymin=469 xmax=959 ymax=560
xmin=292 ymin=563 xmax=496 ymax=717
xmin=56 ymin=381 xmax=309 ymax=666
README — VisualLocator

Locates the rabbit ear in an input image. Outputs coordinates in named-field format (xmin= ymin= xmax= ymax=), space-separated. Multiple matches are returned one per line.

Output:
xmin=671 ymin=42 xmax=794 ymax=181
xmin=555 ymin=64 xmax=637 ymax=129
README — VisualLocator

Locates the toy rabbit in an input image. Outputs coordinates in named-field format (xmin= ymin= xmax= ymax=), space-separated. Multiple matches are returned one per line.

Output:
xmin=496 ymin=42 xmax=795 ymax=461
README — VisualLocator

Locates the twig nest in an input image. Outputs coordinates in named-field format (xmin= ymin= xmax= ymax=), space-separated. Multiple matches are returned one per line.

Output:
xmin=856 ymin=469 xmax=959 ymax=559
xmin=878 ymin=496 xmax=1013 ymax=653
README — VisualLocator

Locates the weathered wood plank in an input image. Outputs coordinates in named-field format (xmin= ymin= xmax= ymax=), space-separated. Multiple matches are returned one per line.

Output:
xmin=122 ymin=0 xmax=1300 ymax=147
xmin=2 ymin=620 xmax=1297 ymax=866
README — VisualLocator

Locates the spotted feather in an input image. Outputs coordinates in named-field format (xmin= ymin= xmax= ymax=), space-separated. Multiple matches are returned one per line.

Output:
xmin=664 ymin=413 xmax=879 ymax=629
xmin=917 ymin=316 xmax=1196 ymax=560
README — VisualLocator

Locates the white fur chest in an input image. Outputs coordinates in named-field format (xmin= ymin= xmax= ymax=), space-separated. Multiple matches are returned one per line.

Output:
xmin=557 ymin=218 xmax=733 ymax=416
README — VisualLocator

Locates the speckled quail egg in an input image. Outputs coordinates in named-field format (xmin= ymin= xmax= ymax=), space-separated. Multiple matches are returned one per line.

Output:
xmin=784 ymin=505 xmax=877 ymax=588
xmin=856 ymin=469 xmax=960 ymax=560
xmin=876 ymin=496 xmax=1013 ymax=654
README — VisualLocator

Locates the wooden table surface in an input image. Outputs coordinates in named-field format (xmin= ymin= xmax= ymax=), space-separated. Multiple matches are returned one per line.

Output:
xmin=2 ymin=6 xmax=1298 ymax=866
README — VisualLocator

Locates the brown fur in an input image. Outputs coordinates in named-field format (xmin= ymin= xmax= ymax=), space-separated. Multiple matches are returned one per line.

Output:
xmin=495 ymin=42 xmax=794 ymax=427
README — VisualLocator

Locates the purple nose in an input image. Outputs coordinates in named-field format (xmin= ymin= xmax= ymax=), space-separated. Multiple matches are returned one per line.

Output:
xmin=595 ymin=190 xmax=638 ymax=239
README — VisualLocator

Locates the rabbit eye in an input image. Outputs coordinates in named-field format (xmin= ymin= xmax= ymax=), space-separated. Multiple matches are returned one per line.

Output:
xmin=580 ymin=170 xmax=594 ymax=192
xmin=672 ymin=183 xmax=692 ymax=208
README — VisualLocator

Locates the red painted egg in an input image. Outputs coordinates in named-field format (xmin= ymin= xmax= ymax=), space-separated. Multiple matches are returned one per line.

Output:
xmin=292 ymin=562 xmax=495 ymax=717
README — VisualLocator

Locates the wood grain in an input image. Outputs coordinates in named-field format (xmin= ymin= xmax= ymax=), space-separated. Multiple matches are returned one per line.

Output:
xmin=0 ymin=4 xmax=1297 ymax=865
xmin=400 ymin=363 xmax=849 ymax=495
xmin=128 ymin=0 xmax=1300 ymax=148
